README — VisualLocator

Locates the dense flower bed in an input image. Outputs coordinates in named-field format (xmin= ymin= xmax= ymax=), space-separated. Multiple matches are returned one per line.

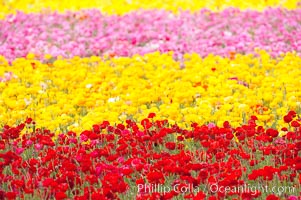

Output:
xmin=1 ymin=0 xmax=301 ymax=199
xmin=0 ymin=111 xmax=300 ymax=199
xmin=1 ymin=9 xmax=301 ymax=61
xmin=0 ymin=52 xmax=300 ymax=133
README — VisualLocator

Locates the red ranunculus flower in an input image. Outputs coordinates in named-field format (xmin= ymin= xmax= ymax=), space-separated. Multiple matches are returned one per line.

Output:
xmin=5 ymin=191 xmax=16 ymax=200
xmin=148 ymin=113 xmax=156 ymax=118
xmin=291 ymin=120 xmax=300 ymax=127
xmin=284 ymin=115 xmax=293 ymax=123
xmin=165 ymin=142 xmax=176 ymax=150
xmin=266 ymin=194 xmax=280 ymax=200
xmin=55 ymin=192 xmax=67 ymax=200
xmin=147 ymin=171 xmax=165 ymax=184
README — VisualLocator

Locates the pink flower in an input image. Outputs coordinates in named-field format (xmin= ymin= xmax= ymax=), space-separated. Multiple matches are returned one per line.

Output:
xmin=288 ymin=196 xmax=298 ymax=200
xmin=117 ymin=157 xmax=125 ymax=163
xmin=0 ymin=72 xmax=17 ymax=82
xmin=80 ymin=134 xmax=88 ymax=142
xmin=34 ymin=143 xmax=43 ymax=151
xmin=25 ymin=140 xmax=33 ymax=146
xmin=15 ymin=147 xmax=24 ymax=154
xmin=208 ymin=122 xmax=216 ymax=129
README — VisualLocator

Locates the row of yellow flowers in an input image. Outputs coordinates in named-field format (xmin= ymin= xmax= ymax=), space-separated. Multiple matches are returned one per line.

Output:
xmin=0 ymin=51 xmax=300 ymax=133
xmin=1 ymin=0 xmax=300 ymax=18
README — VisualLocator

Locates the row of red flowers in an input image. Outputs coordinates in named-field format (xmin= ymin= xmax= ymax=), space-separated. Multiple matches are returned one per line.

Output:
xmin=0 ymin=111 xmax=300 ymax=199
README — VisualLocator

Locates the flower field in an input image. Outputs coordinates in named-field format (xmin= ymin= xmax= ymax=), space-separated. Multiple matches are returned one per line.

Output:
xmin=1 ymin=0 xmax=301 ymax=200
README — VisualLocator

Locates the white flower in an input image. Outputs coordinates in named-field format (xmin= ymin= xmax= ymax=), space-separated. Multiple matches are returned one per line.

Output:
xmin=86 ymin=84 xmax=93 ymax=89
xmin=108 ymin=96 xmax=120 ymax=103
